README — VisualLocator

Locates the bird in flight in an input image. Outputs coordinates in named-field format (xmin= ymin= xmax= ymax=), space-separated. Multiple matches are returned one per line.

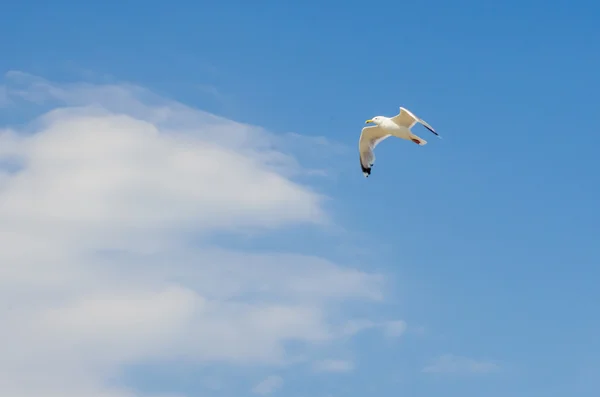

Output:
xmin=358 ymin=106 xmax=440 ymax=177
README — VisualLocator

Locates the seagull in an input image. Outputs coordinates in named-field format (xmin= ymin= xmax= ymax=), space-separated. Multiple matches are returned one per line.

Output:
xmin=358 ymin=106 xmax=440 ymax=177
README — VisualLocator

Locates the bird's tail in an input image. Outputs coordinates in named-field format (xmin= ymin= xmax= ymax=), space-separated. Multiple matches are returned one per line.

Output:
xmin=410 ymin=135 xmax=427 ymax=146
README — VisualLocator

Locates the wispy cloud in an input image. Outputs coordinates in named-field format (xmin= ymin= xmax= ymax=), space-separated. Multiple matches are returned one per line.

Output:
xmin=252 ymin=376 xmax=283 ymax=395
xmin=340 ymin=319 xmax=407 ymax=338
xmin=196 ymin=83 xmax=229 ymax=102
xmin=0 ymin=71 xmax=396 ymax=397
xmin=422 ymin=354 xmax=500 ymax=374
xmin=313 ymin=359 xmax=355 ymax=373
xmin=382 ymin=320 xmax=408 ymax=338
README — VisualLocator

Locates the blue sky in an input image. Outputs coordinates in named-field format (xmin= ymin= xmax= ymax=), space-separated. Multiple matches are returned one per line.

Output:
xmin=2 ymin=1 xmax=600 ymax=397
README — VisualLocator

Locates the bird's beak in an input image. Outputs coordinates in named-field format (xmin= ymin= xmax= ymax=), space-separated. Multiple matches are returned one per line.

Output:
xmin=365 ymin=119 xmax=373 ymax=124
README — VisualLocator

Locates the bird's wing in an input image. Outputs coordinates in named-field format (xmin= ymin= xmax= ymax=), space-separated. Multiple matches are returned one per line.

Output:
xmin=391 ymin=107 xmax=439 ymax=136
xmin=358 ymin=125 xmax=391 ymax=169
xmin=359 ymin=125 xmax=391 ymax=154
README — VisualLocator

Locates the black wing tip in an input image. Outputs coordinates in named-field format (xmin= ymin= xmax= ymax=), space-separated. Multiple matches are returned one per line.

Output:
xmin=425 ymin=125 xmax=439 ymax=136
xmin=416 ymin=116 xmax=440 ymax=137
xmin=360 ymin=162 xmax=371 ymax=177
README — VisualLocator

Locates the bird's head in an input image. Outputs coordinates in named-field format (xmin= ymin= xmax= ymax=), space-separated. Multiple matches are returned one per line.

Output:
xmin=365 ymin=116 xmax=384 ymax=125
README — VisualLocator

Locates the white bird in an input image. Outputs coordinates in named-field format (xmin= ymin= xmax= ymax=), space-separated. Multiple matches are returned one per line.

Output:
xmin=358 ymin=106 xmax=440 ymax=177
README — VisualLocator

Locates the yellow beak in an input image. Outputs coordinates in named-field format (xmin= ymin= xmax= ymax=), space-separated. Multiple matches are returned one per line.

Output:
xmin=365 ymin=119 xmax=373 ymax=124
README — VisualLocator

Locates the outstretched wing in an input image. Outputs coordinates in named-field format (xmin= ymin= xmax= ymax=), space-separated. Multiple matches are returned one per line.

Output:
xmin=391 ymin=107 xmax=439 ymax=136
xmin=358 ymin=125 xmax=391 ymax=177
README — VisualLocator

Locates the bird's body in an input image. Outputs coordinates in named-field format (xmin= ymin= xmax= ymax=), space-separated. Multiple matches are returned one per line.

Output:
xmin=358 ymin=106 xmax=439 ymax=177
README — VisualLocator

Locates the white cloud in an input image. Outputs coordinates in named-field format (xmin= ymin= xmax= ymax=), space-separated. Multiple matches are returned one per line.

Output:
xmin=313 ymin=359 xmax=355 ymax=373
xmin=252 ymin=375 xmax=283 ymax=395
xmin=0 ymin=72 xmax=392 ymax=397
xmin=422 ymin=354 xmax=500 ymax=374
